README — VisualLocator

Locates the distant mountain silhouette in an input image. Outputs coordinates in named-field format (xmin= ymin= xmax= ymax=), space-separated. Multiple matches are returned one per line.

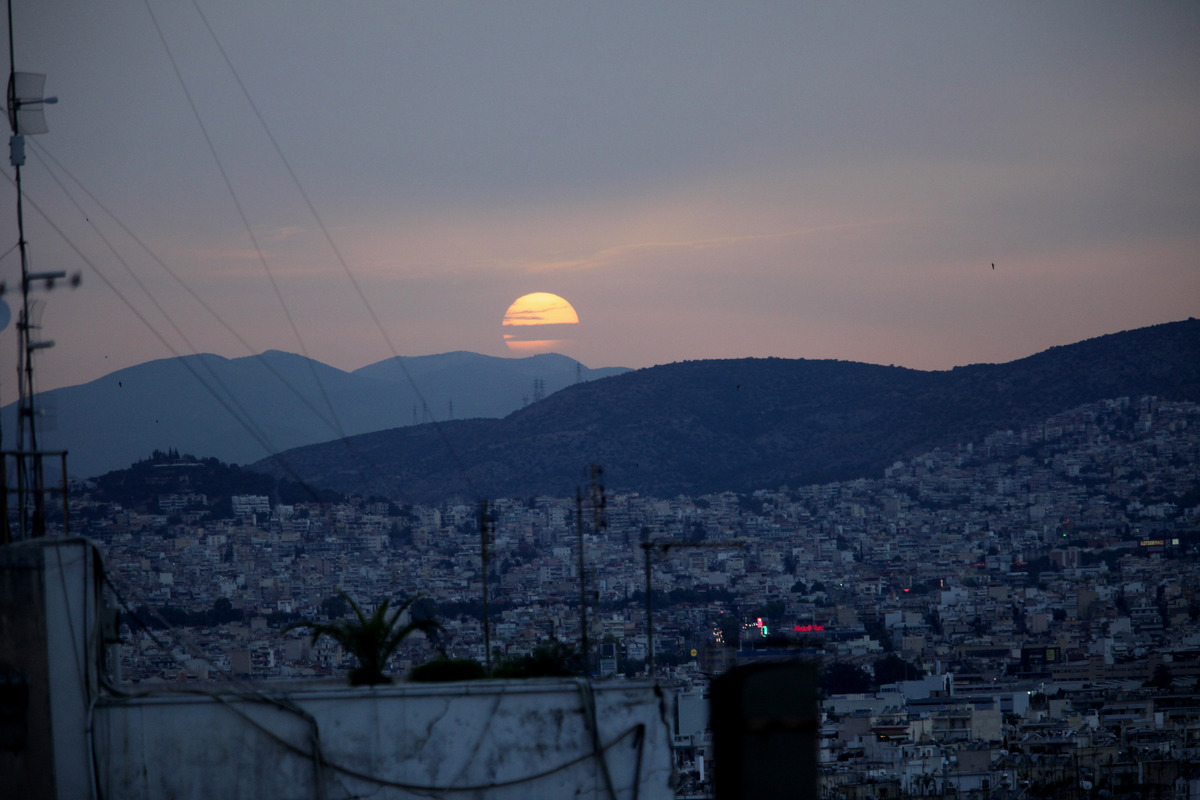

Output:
xmin=250 ymin=319 xmax=1200 ymax=504
xmin=0 ymin=351 xmax=627 ymax=479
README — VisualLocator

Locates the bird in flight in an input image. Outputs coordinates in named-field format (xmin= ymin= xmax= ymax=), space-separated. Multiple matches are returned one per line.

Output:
xmin=991 ymin=263 xmax=995 ymax=270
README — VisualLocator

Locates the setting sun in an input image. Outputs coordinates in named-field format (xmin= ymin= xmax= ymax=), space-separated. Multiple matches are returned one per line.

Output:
xmin=502 ymin=293 xmax=579 ymax=354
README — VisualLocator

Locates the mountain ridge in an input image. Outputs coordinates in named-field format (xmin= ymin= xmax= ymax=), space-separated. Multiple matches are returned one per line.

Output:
xmin=249 ymin=319 xmax=1200 ymax=503
xmin=0 ymin=350 xmax=628 ymax=479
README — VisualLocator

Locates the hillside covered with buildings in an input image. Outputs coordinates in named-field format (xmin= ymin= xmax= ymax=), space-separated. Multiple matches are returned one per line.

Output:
xmin=78 ymin=394 xmax=1200 ymax=797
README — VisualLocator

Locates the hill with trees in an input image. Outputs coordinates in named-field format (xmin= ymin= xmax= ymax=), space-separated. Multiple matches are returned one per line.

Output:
xmin=250 ymin=319 xmax=1200 ymax=503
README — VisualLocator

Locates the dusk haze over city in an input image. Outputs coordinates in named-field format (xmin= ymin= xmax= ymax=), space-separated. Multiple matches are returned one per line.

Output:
xmin=2 ymin=3 xmax=1200 ymax=800
xmin=0 ymin=1 xmax=1197 ymax=393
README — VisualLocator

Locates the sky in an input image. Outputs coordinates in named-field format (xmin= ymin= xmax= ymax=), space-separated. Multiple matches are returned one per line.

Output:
xmin=1 ymin=1 xmax=1197 ymax=394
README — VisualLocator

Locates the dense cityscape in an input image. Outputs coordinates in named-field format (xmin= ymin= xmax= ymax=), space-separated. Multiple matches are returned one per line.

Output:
xmin=71 ymin=393 xmax=1200 ymax=797
xmin=4 ymin=0 xmax=1196 ymax=794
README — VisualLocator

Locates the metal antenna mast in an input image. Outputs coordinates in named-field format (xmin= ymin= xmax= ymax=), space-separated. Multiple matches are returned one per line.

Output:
xmin=3 ymin=0 xmax=71 ymax=542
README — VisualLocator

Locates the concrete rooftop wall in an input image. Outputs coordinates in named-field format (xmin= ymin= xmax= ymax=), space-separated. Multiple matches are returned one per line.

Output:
xmin=2 ymin=539 xmax=675 ymax=800
xmin=95 ymin=678 xmax=674 ymax=799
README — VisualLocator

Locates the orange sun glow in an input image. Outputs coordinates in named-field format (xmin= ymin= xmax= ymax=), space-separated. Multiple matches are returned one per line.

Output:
xmin=502 ymin=293 xmax=579 ymax=354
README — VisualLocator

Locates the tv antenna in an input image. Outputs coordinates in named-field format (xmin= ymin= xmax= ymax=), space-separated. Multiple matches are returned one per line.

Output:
xmin=2 ymin=0 xmax=76 ymax=542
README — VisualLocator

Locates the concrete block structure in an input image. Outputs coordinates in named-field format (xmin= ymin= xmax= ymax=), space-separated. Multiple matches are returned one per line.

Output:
xmin=1 ymin=538 xmax=674 ymax=800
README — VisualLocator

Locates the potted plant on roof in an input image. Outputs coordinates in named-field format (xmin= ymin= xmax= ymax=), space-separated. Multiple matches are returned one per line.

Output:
xmin=287 ymin=592 xmax=440 ymax=686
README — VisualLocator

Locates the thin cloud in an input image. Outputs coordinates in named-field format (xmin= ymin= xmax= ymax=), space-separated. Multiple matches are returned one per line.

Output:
xmin=525 ymin=219 xmax=899 ymax=274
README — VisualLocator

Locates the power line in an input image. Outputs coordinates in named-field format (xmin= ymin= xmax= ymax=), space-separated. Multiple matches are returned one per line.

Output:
xmin=140 ymin=0 xmax=350 ymax=448
xmin=1 ymin=176 xmax=326 ymax=497
xmin=30 ymin=142 xmax=344 ymax=436
xmin=140 ymin=0 xmax=478 ymax=501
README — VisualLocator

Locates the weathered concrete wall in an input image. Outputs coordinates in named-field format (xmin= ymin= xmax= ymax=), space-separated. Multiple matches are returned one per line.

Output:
xmin=95 ymin=678 xmax=674 ymax=799
xmin=0 ymin=539 xmax=97 ymax=800
xmin=3 ymin=539 xmax=675 ymax=800
xmin=0 ymin=542 xmax=55 ymax=800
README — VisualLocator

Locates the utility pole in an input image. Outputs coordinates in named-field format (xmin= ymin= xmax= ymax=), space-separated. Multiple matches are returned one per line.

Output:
xmin=643 ymin=537 xmax=654 ymax=673
xmin=479 ymin=498 xmax=493 ymax=672
xmin=575 ymin=488 xmax=587 ymax=671
xmin=575 ymin=464 xmax=606 ymax=676
xmin=640 ymin=536 xmax=746 ymax=675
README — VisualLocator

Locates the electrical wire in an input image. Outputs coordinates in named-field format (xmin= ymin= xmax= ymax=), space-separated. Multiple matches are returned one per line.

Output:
xmin=140 ymin=0 xmax=348 ymax=448
xmin=576 ymin=676 xmax=620 ymax=800
xmin=0 ymin=173 xmax=327 ymax=497
xmin=103 ymin=558 xmax=653 ymax=797
xmin=23 ymin=148 xmax=319 ymax=463
xmin=99 ymin=550 xmax=331 ymax=799
xmin=50 ymin=541 xmax=87 ymax=700
xmin=5 ymin=3 xmax=634 ymax=798
xmin=16 ymin=0 xmax=481 ymax=505
xmin=49 ymin=539 xmax=97 ymax=800
xmin=25 ymin=140 xmax=405 ymax=505
xmin=105 ymin=569 xmax=649 ymax=797
xmin=139 ymin=0 xmax=419 ymax=504
xmin=8 ymin=0 xmax=663 ymax=791
xmin=323 ymin=721 xmax=645 ymax=796
xmin=181 ymin=0 xmax=481 ymax=502
xmin=29 ymin=141 xmax=345 ymax=437
xmin=54 ymin=533 xmax=665 ymax=800
xmin=211 ymin=696 xmax=644 ymax=798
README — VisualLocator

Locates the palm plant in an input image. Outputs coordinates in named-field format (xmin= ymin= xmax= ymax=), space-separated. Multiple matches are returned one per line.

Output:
xmin=287 ymin=592 xmax=440 ymax=685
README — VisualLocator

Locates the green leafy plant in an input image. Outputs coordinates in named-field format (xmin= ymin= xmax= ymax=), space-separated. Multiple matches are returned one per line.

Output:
xmin=493 ymin=641 xmax=581 ymax=678
xmin=286 ymin=592 xmax=440 ymax=686
xmin=408 ymin=657 xmax=486 ymax=683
